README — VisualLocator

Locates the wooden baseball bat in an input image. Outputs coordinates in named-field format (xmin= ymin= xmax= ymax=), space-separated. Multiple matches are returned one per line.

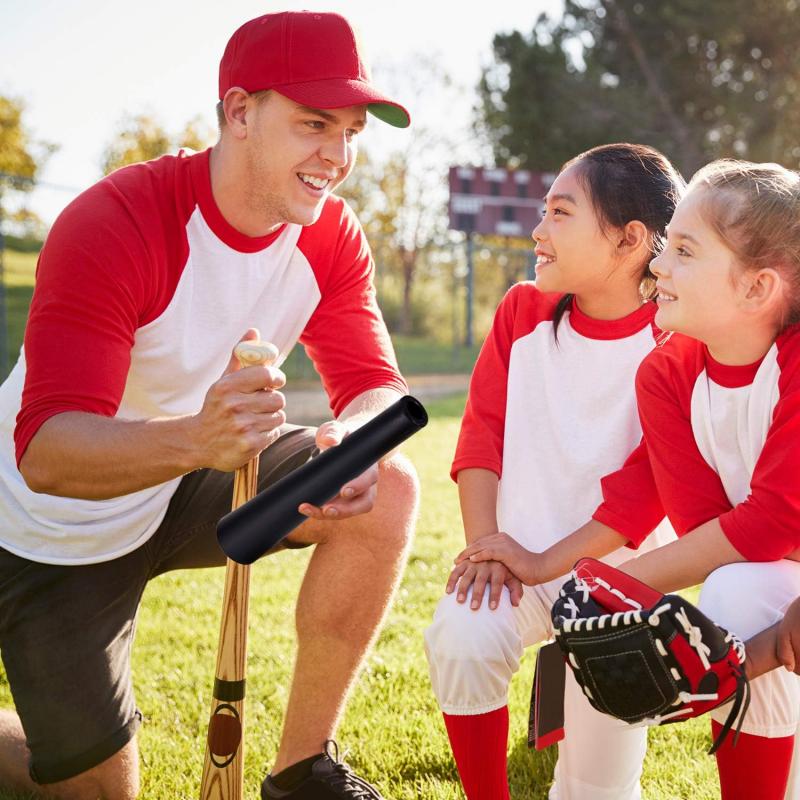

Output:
xmin=199 ymin=339 xmax=279 ymax=800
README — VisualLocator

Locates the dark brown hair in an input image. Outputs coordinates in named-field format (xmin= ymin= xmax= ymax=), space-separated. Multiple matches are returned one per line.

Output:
xmin=551 ymin=143 xmax=685 ymax=338
xmin=689 ymin=160 xmax=800 ymax=327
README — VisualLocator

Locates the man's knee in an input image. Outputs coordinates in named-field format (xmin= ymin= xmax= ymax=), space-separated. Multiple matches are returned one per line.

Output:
xmin=379 ymin=452 xmax=419 ymax=511
xmin=40 ymin=738 xmax=139 ymax=800
xmin=371 ymin=452 xmax=419 ymax=548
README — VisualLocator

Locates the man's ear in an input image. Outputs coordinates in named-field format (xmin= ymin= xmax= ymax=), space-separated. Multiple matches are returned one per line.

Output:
xmin=741 ymin=267 xmax=784 ymax=314
xmin=221 ymin=88 xmax=250 ymax=140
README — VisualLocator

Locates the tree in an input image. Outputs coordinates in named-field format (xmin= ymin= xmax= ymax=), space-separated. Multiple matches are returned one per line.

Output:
xmin=177 ymin=115 xmax=216 ymax=153
xmin=478 ymin=0 xmax=800 ymax=176
xmin=6 ymin=207 xmax=48 ymax=242
xmin=101 ymin=113 xmax=216 ymax=175
xmin=101 ymin=114 xmax=172 ymax=175
xmin=339 ymin=145 xmax=438 ymax=335
xmin=0 ymin=95 xmax=56 ymax=224
xmin=338 ymin=54 xmax=465 ymax=336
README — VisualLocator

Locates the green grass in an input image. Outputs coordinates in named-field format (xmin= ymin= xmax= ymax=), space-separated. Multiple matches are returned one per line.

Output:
xmin=0 ymin=394 xmax=719 ymax=798
xmin=1 ymin=248 xmax=37 ymax=370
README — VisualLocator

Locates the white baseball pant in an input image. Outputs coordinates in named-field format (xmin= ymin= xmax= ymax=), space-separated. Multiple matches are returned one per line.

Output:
xmin=425 ymin=572 xmax=647 ymax=800
xmin=698 ymin=560 xmax=800 ymax=800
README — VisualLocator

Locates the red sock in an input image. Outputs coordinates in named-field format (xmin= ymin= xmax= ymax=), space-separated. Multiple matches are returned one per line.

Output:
xmin=443 ymin=707 xmax=510 ymax=800
xmin=712 ymin=720 xmax=794 ymax=800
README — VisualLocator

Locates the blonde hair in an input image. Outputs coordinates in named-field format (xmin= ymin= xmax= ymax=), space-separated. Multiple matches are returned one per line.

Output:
xmin=689 ymin=159 xmax=800 ymax=326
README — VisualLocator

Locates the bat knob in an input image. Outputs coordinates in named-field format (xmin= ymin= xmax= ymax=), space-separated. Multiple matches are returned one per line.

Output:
xmin=234 ymin=340 xmax=279 ymax=368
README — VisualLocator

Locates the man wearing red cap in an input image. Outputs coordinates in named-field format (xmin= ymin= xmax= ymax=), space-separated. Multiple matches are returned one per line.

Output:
xmin=0 ymin=12 xmax=416 ymax=800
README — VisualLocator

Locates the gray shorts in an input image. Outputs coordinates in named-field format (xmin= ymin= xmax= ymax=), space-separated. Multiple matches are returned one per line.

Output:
xmin=0 ymin=425 xmax=317 ymax=784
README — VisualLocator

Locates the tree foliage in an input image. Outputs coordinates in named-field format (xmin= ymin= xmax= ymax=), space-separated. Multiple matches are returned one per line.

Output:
xmin=0 ymin=96 xmax=38 ymax=191
xmin=176 ymin=115 xmax=216 ymax=153
xmin=339 ymin=143 xmax=448 ymax=335
xmin=0 ymin=95 xmax=56 ymax=192
xmin=101 ymin=113 xmax=215 ymax=175
xmin=338 ymin=54 xmax=459 ymax=336
xmin=0 ymin=95 xmax=56 ymax=228
xmin=478 ymin=0 xmax=800 ymax=176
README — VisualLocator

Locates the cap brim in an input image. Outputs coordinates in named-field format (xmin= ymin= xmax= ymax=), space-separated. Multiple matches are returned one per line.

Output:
xmin=274 ymin=78 xmax=411 ymax=128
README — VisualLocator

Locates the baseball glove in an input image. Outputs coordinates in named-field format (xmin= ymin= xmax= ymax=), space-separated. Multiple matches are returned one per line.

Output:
xmin=551 ymin=558 xmax=750 ymax=753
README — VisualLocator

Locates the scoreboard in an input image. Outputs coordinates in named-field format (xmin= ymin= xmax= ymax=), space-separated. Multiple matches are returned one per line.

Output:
xmin=448 ymin=166 xmax=556 ymax=238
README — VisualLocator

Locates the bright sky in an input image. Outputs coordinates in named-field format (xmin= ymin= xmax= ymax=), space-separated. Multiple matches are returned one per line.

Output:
xmin=2 ymin=0 xmax=560 ymax=225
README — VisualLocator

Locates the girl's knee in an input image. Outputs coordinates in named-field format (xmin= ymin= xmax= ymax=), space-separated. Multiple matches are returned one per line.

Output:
xmin=700 ymin=562 xmax=800 ymax=639
xmin=425 ymin=590 xmax=520 ymax=664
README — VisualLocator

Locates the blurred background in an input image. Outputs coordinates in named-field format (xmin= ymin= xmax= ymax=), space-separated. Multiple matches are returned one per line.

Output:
xmin=3 ymin=0 xmax=800 ymax=385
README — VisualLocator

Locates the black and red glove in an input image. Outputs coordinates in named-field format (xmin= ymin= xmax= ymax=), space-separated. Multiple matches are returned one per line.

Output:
xmin=550 ymin=558 xmax=750 ymax=753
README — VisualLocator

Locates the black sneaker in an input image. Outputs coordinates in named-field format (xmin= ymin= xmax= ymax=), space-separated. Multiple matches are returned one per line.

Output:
xmin=261 ymin=740 xmax=385 ymax=799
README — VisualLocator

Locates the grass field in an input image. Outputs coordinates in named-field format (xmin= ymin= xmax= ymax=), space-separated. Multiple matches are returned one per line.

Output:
xmin=0 ymin=393 xmax=720 ymax=799
xmin=2 ymin=249 xmax=38 ymax=369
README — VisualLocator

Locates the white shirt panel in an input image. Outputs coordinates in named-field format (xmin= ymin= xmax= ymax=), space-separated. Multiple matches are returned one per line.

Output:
xmin=497 ymin=312 xmax=656 ymax=553
xmin=690 ymin=345 xmax=781 ymax=507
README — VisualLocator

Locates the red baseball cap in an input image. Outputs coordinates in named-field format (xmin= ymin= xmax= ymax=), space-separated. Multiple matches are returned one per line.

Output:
xmin=218 ymin=11 xmax=411 ymax=128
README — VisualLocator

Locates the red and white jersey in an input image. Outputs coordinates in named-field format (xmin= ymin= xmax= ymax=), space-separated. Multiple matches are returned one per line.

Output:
xmin=0 ymin=149 xmax=405 ymax=565
xmin=633 ymin=327 xmax=800 ymax=561
xmin=452 ymin=284 xmax=664 ymax=553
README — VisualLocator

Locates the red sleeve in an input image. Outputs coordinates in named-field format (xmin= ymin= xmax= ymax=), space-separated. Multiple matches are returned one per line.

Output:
xmin=14 ymin=180 xmax=160 ymax=465
xmin=592 ymin=439 xmax=665 ymax=549
xmin=299 ymin=200 xmax=407 ymax=417
xmin=719 ymin=331 xmax=800 ymax=560
xmin=450 ymin=284 xmax=523 ymax=481
xmin=634 ymin=338 xmax=734 ymax=539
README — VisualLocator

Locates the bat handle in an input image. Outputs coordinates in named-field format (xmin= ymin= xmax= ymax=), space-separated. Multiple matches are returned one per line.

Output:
xmin=199 ymin=339 xmax=278 ymax=799
xmin=228 ymin=341 xmax=279 ymax=511
xmin=234 ymin=340 xmax=279 ymax=371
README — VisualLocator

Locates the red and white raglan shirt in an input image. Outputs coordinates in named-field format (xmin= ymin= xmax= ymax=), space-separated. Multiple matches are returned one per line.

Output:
xmin=452 ymin=283 xmax=665 ymax=552
xmin=431 ymin=284 xmax=673 ymax=797
xmin=629 ymin=327 xmax=800 ymax=560
xmin=0 ymin=149 xmax=406 ymax=566
xmin=620 ymin=328 xmax=800 ymax=748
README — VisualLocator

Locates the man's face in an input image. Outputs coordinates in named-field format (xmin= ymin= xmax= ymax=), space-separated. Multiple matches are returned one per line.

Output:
xmin=243 ymin=91 xmax=366 ymax=228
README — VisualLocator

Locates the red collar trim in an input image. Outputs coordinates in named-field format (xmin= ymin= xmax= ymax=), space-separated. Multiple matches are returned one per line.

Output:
xmin=704 ymin=346 xmax=764 ymax=388
xmin=568 ymin=298 xmax=656 ymax=340
xmin=188 ymin=149 xmax=286 ymax=253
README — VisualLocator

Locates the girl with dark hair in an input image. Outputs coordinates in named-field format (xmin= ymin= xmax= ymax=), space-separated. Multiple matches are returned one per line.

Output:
xmin=425 ymin=143 xmax=684 ymax=800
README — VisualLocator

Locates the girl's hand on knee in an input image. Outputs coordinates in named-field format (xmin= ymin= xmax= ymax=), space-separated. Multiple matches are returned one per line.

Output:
xmin=446 ymin=560 xmax=523 ymax=610
xmin=455 ymin=532 xmax=542 ymax=587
